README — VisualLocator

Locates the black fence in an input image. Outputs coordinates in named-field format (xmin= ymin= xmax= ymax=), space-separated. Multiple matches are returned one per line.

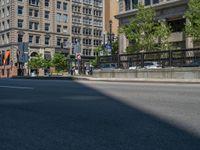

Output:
xmin=97 ymin=48 xmax=200 ymax=69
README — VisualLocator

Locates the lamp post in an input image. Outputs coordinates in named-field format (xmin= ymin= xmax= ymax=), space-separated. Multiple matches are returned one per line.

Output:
xmin=109 ymin=20 xmax=113 ymax=46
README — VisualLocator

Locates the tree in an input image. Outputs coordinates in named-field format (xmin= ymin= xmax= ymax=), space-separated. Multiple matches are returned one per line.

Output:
xmin=120 ymin=4 xmax=171 ymax=53
xmin=51 ymin=53 xmax=67 ymax=73
xmin=185 ymin=0 xmax=200 ymax=40
xmin=90 ymin=46 xmax=103 ymax=68
xmin=155 ymin=21 xmax=172 ymax=50
xmin=28 ymin=54 xmax=44 ymax=75
xmin=112 ymin=39 xmax=119 ymax=55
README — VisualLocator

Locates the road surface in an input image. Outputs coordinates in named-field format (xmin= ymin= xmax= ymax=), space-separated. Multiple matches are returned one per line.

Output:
xmin=0 ymin=79 xmax=200 ymax=150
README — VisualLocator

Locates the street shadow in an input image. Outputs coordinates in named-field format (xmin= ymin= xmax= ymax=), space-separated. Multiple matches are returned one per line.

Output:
xmin=0 ymin=79 xmax=200 ymax=150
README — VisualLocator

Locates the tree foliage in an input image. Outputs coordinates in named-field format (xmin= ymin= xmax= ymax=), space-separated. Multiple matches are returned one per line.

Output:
xmin=155 ymin=21 xmax=172 ymax=50
xmin=28 ymin=54 xmax=44 ymax=71
xmin=51 ymin=53 xmax=67 ymax=72
xmin=120 ymin=4 xmax=171 ymax=53
xmin=112 ymin=39 xmax=119 ymax=55
xmin=185 ymin=0 xmax=200 ymax=40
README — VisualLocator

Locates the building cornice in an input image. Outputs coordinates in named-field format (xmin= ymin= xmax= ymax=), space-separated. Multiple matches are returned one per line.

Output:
xmin=115 ymin=0 xmax=188 ymax=19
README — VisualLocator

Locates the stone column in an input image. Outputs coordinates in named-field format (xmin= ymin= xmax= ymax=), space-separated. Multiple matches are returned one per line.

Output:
xmin=185 ymin=19 xmax=194 ymax=59
xmin=119 ymin=33 xmax=128 ymax=54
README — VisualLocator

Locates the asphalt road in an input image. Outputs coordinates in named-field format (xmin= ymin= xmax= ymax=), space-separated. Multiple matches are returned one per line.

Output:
xmin=0 ymin=79 xmax=200 ymax=150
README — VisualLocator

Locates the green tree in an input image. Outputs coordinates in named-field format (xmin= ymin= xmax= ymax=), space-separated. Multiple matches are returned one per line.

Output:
xmin=51 ymin=53 xmax=67 ymax=73
xmin=90 ymin=46 xmax=103 ymax=68
xmin=28 ymin=54 xmax=44 ymax=75
xmin=185 ymin=0 xmax=200 ymax=40
xmin=112 ymin=39 xmax=119 ymax=55
xmin=120 ymin=4 xmax=171 ymax=53
xmin=155 ymin=21 xmax=172 ymax=50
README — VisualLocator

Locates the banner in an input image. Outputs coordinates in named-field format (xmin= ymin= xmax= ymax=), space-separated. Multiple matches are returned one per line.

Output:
xmin=18 ymin=42 xmax=29 ymax=63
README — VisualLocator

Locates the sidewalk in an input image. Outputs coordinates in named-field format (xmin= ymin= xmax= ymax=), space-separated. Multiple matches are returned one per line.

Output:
xmin=12 ymin=75 xmax=200 ymax=84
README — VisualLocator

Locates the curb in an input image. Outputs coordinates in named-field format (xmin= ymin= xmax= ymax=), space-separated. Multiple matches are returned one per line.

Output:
xmin=11 ymin=76 xmax=200 ymax=84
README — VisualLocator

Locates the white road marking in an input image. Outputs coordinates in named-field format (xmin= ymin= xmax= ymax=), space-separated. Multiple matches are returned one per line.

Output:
xmin=0 ymin=86 xmax=34 ymax=90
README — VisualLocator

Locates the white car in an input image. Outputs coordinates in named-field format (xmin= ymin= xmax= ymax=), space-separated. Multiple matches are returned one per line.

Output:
xmin=144 ymin=62 xmax=161 ymax=69
xmin=129 ymin=66 xmax=140 ymax=70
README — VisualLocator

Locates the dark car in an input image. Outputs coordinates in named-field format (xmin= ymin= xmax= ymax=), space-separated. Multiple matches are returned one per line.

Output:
xmin=181 ymin=60 xmax=200 ymax=67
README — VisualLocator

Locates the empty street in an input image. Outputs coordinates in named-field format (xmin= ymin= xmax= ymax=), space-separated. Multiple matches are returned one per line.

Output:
xmin=0 ymin=79 xmax=200 ymax=150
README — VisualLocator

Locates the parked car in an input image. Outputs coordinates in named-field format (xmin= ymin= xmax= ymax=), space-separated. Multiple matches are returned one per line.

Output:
xmin=143 ymin=61 xmax=161 ymax=69
xmin=129 ymin=65 xmax=141 ymax=70
xmin=180 ymin=60 xmax=200 ymax=67
xmin=100 ymin=63 xmax=117 ymax=71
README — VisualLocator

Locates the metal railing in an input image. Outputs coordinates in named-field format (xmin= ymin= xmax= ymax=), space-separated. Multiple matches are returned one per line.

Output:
xmin=97 ymin=48 xmax=200 ymax=69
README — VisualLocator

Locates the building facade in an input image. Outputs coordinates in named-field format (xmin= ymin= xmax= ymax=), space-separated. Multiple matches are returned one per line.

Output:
xmin=0 ymin=0 xmax=103 ymax=77
xmin=116 ymin=0 xmax=193 ymax=54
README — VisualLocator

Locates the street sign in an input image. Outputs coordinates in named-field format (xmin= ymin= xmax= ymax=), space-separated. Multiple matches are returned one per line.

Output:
xmin=74 ymin=40 xmax=81 ymax=53
xmin=105 ymin=44 xmax=112 ymax=54
xmin=75 ymin=53 xmax=81 ymax=60
xmin=105 ymin=44 xmax=112 ymax=50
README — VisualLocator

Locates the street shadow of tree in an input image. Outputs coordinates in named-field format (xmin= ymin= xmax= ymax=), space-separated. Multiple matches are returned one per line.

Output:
xmin=0 ymin=79 xmax=200 ymax=150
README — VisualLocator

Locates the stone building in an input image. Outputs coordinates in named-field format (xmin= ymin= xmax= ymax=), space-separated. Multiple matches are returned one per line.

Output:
xmin=115 ymin=0 xmax=193 ymax=54
xmin=0 ymin=0 xmax=103 ymax=77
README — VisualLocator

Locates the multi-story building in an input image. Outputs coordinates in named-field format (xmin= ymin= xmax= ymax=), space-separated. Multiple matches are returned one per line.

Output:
xmin=116 ymin=0 xmax=193 ymax=53
xmin=71 ymin=0 xmax=103 ymax=56
xmin=0 ymin=0 xmax=103 ymax=77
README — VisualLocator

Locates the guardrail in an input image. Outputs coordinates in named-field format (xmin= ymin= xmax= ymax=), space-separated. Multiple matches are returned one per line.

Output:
xmin=98 ymin=48 xmax=200 ymax=69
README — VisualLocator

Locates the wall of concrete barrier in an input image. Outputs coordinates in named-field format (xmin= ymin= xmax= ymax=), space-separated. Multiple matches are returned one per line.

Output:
xmin=93 ymin=68 xmax=200 ymax=79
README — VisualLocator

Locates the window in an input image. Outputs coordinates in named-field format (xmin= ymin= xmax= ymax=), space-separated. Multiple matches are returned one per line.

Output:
xmin=29 ymin=22 xmax=39 ymax=30
xmin=18 ymin=34 xmax=23 ymax=42
xmin=83 ymin=8 xmax=92 ymax=15
xmin=45 ymin=0 xmax=49 ymax=7
xmin=132 ymin=0 xmax=138 ymax=9
xmin=34 ymin=10 xmax=39 ymax=17
xmin=63 ymin=3 xmax=68 ymax=11
xmin=35 ymin=36 xmax=40 ymax=44
xmin=63 ymin=14 xmax=68 ymax=23
xmin=56 ymin=13 xmax=61 ymax=22
xmin=72 ymin=15 xmax=81 ymax=23
xmin=57 ymin=38 xmax=61 ymax=46
xmin=45 ymin=23 xmax=50 ymax=31
xmin=29 ymin=35 xmax=33 ymax=43
xmin=18 ymin=19 xmax=23 ymax=28
xmin=144 ymin=0 xmax=151 ymax=5
xmin=34 ymin=22 xmax=39 ymax=30
xmin=153 ymin=0 xmax=159 ymax=4
xmin=18 ymin=6 xmax=23 ymax=15
xmin=45 ymin=11 xmax=49 ymax=19
xmin=29 ymin=0 xmax=39 ymax=6
xmin=45 ymin=36 xmax=50 ymax=45
xmin=29 ymin=9 xmax=33 ymax=16
xmin=83 ymin=28 xmax=92 ymax=35
xmin=72 ymin=26 xmax=81 ymax=34
xmin=63 ymin=26 xmax=67 ymax=34
xmin=125 ymin=0 xmax=131 ymax=11
xmin=83 ymin=49 xmax=92 ymax=56
xmin=29 ymin=22 xmax=33 ymax=29
xmin=57 ymin=1 xmax=61 ymax=9
xmin=57 ymin=25 xmax=61 ymax=33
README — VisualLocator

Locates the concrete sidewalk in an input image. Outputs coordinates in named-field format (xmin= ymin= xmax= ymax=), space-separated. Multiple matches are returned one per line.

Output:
xmin=11 ymin=75 xmax=200 ymax=84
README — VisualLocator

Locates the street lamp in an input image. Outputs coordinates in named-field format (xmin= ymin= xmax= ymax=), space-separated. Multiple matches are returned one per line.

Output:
xmin=109 ymin=20 xmax=113 ymax=46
